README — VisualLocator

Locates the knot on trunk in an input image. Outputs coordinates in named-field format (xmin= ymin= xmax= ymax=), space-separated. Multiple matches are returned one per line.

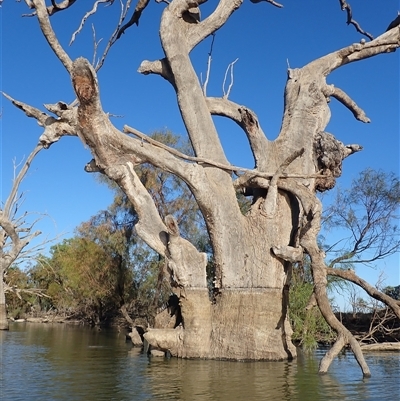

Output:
xmin=165 ymin=214 xmax=180 ymax=237
xmin=72 ymin=58 xmax=98 ymax=105
xmin=314 ymin=131 xmax=362 ymax=191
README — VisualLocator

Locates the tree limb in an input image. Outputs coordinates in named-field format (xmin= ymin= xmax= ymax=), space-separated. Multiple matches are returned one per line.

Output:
xmin=2 ymin=92 xmax=50 ymax=126
xmin=337 ymin=0 xmax=373 ymax=40
xmin=22 ymin=0 xmax=77 ymax=16
xmin=187 ymin=0 xmax=243 ymax=50
xmin=32 ymin=0 xmax=73 ymax=73
xmin=311 ymin=28 xmax=400 ymax=76
xmin=116 ymin=0 xmax=150 ymax=39
xmin=250 ymin=0 xmax=283 ymax=8
xmin=70 ymin=0 xmax=114 ymax=46
xmin=326 ymin=268 xmax=400 ymax=319
xmin=4 ymin=145 xmax=43 ymax=217
xmin=262 ymin=148 xmax=304 ymax=218
xmin=205 ymin=97 xmax=270 ymax=170
xmin=322 ymin=84 xmax=370 ymax=122
xmin=298 ymin=194 xmax=371 ymax=376
xmin=138 ymin=58 xmax=175 ymax=84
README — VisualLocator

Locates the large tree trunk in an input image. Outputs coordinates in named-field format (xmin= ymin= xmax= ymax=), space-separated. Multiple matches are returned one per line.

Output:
xmin=12 ymin=0 xmax=400 ymax=374
xmin=146 ymin=191 xmax=298 ymax=359
xmin=57 ymin=12 xmax=396 ymax=365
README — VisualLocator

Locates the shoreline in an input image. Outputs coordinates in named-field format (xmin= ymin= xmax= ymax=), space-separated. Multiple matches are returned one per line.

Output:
xmin=8 ymin=317 xmax=400 ymax=352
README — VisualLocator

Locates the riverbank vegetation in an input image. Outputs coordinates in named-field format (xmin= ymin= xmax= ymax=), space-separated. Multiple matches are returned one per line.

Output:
xmin=5 ymin=158 xmax=399 ymax=350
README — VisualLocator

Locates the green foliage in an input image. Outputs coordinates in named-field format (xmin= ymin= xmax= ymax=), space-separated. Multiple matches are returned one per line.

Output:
xmin=31 ymin=238 xmax=125 ymax=323
xmin=5 ymin=267 xmax=32 ymax=319
xmin=323 ymin=168 xmax=400 ymax=267
xmin=289 ymin=268 xmax=336 ymax=351
xmin=383 ymin=285 xmax=400 ymax=300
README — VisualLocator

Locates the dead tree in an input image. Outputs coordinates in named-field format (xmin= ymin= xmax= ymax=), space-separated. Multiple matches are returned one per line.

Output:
xmin=4 ymin=0 xmax=400 ymax=376
xmin=0 ymin=145 xmax=44 ymax=330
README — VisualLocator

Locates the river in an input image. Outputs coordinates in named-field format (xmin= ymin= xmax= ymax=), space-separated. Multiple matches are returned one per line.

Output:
xmin=1 ymin=322 xmax=398 ymax=401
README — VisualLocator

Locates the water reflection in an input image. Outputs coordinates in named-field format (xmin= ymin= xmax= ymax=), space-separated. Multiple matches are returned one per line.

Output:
xmin=1 ymin=323 xmax=399 ymax=401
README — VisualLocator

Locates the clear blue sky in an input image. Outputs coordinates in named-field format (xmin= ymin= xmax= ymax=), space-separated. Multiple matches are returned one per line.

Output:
xmin=1 ymin=1 xmax=399 ymax=308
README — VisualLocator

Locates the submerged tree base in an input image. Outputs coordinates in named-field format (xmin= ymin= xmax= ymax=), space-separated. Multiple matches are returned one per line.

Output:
xmin=145 ymin=288 xmax=297 ymax=361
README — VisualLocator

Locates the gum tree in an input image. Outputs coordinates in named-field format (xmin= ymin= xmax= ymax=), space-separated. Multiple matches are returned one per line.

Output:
xmin=3 ymin=0 xmax=400 ymax=376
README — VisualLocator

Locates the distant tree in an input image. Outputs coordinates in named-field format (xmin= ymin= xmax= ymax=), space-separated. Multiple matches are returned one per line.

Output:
xmin=33 ymin=238 xmax=123 ymax=324
xmin=0 ymin=145 xmax=49 ymax=330
xmin=383 ymin=286 xmax=400 ymax=301
xmin=4 ymin=267 xmax=32 ymax=319
xmin=323 ymin=169 xmax=400 ymax=268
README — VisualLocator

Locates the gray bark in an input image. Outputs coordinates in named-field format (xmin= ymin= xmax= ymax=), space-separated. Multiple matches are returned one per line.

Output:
xmin=7 ymin=0 xmax=400 ymax=374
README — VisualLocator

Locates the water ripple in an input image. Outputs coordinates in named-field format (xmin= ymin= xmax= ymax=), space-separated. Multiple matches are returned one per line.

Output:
xmin=1 ymin=324 xmax=399 ymax=401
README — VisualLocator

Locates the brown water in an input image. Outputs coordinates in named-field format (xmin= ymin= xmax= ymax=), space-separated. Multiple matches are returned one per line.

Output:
xmin=1 ymin=322 xmax=399 ymax=400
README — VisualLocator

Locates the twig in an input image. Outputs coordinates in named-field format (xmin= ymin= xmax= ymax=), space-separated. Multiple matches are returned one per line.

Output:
xmin=338 ymin=0 xmax=374 ymax=40
xmin=116 ymin=0 xmax=150 ymax=39
xmin=250 ymin=0 xmax=283 ymax=8
xmin=95 ymin=0 xmax=134 ymax=71
xmin=91 ymin=25 xmax=103 ymax=67
xmin=70 ymin=0 xmax=113 ymax=46
xmin=222 ymin=58 xmax=238 ymax=99
xmin=4 ymin=145 xmax=43 ymax=218
xmin=202 ymin=34 xmax=215 ymax=96
xmin=322 ymin=84 xmax=370 ymax=123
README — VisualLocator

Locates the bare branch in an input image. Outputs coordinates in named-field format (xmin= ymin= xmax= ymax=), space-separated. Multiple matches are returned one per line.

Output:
xmin=22 ymin=0 xmax=78 ymax=16
xmin=91 ymin=25 xmax=103 ymax=67
xmin=124 ymin=125 xmax=244 ymax=173
xmin=326 ymin=268 xmax=400 ymax=319
xmin=4 ymin=282 xmax=51 ymax=299
xmin=70 ymin=0 xmax=112 ymax=46
xmin=116 ymin=0 xmax=150 ymax=39
xmin=205 ymin=97 xmax=270 ymax=169
xmin=309 ymin=29 xmax=400 ymax=76
xmin=263 ymin=148 xmax=304 ymax=217
xmin=337 ymin=0 xmax=374 ymax=40
xmin=3 ymin=92 xmax=78 ymax=148
xmin=124 ymin=125 xmax=320 ymax=185
xmin=105 ymin=162 xmax=168 ymax=255
xmin=322 ymin=84 xmax=370 ymax=123
xmin=250 ymin=0 xmax=283 ymax=8
xmin=202 ymin=34 xmax=215 ymax=96
xmin=31 ymin=0 xmax=73 ymax=73
xmin=386 ymin=12 xmax=400 ymax=32
xmin=222 ymin=58 xmax=238 ymax=99
xmin=46 ymin=0 xmax=77 ymax=15
xmin=4 ymin=145 xmax=43 ymax=218
xmin=188 ymin=0 xmax=243 ymax=50
xmin=271 ymin=245 xmax=303 ymax=263
xmin=138 ymin=58 xmax=174 ymax=84
xmin=2 ymin=92 xmax=49 ymax=126
xmin=296 ymin=193 xmax=371 ymax=376
xmin=95 ymin=0 xmax=134 ymax=71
